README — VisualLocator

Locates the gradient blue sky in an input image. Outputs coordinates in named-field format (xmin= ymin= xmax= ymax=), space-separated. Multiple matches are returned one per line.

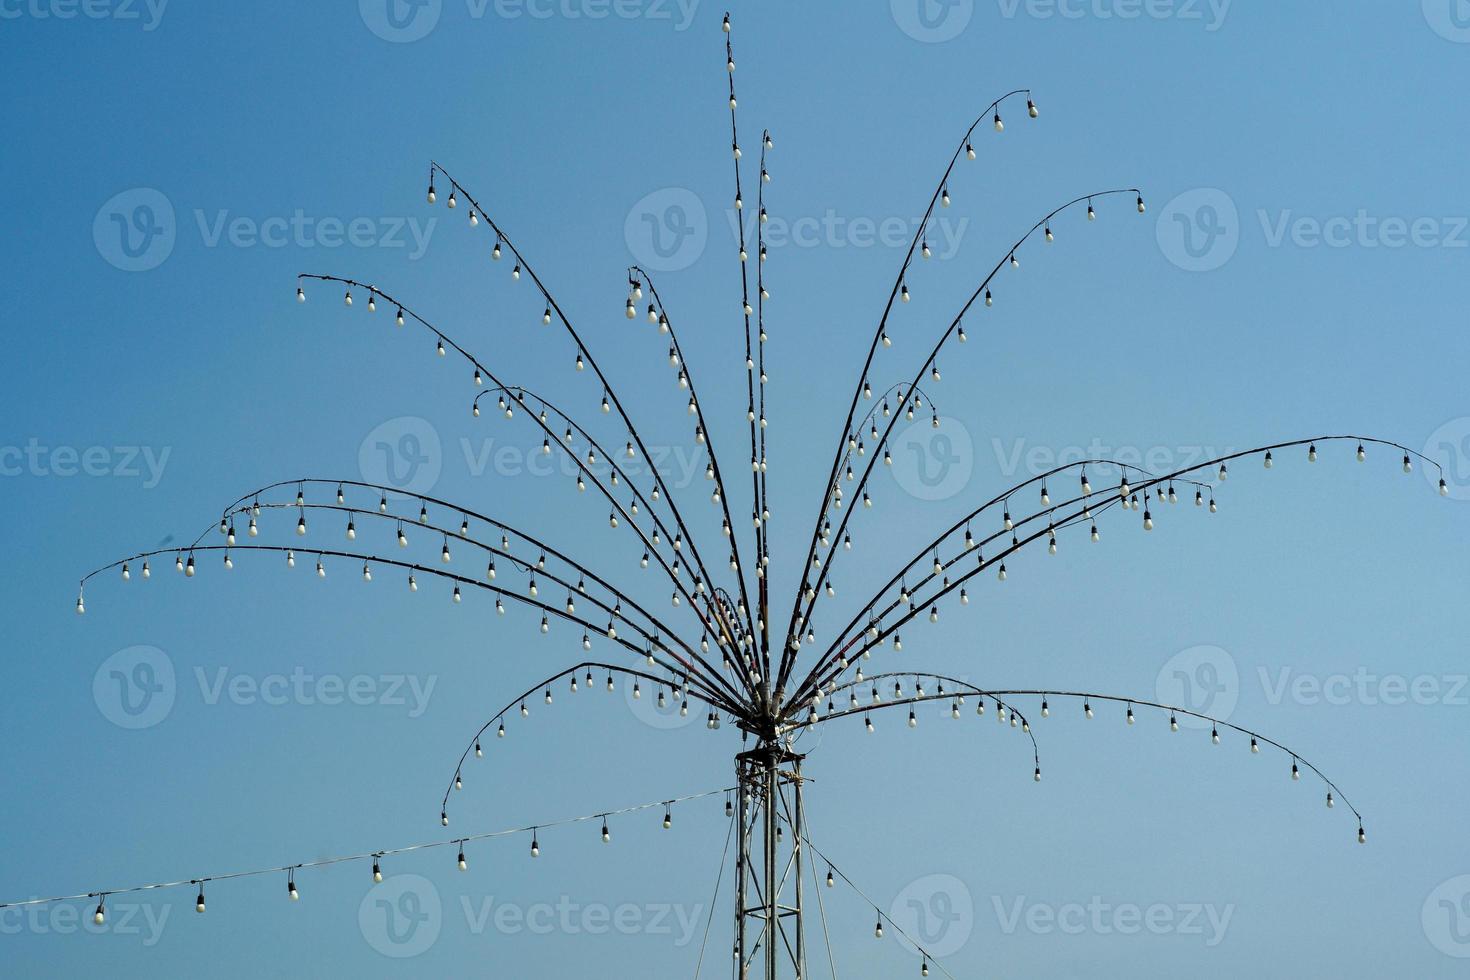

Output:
xmin=3 ymin=2 xmax=1470 ymax=977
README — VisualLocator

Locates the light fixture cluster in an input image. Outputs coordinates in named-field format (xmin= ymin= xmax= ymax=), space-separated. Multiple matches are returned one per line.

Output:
xmin=67 ymin=13 xmax=1452 ymax=975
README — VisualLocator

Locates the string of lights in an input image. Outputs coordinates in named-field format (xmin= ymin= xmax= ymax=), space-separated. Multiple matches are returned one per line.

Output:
xmin=65 ymin=11 xmax=1458 ymax=977
xmin=0 ymin=788 xmax=733 ymax=921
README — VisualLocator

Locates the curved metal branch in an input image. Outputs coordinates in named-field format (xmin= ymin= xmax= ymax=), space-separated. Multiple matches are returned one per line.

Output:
xmin=235 ymin=499 xmax=705 ymax=673
xmin=293 ymin=274 xmax=754 ymax=704
xmin=779 ymin=188 xmax=1143 ymax=693
xmin=201 ymin=475 xmax=741 ymax=706
xmin=77 ymin=544 xmax=743 ymax=715
xmin=777 ymin=87 xmax=1037 ymax=689
xmin=440 ymin=660 xmax=725 ymax=819
xmin=814 ymin=458 xmax=1209 ymax=669
xmin=423 ymin=165 xmax=736 ymax=649
xmin=628 ymin=267 xmax=758 ymax=665
xmin=792 ymin=435 xmax=1444 ymax=706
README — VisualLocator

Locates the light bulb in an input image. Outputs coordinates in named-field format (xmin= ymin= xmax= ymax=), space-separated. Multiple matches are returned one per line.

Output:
xmin=993 ymin=112 xmax=1003 ymax=132
xmin=1028 ymin=98 xmax=1038 ymax=118
xmin=373 ymin=860 xmax=383 ymax=883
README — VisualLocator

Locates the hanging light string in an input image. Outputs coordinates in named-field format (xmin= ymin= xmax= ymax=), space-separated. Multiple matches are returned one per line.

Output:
xmin=792 ymin=436 xmax=1446 ymax=709
xmin=172 ymin=476 xmax=738 ymax=708
xmin=0 ymin=787 xmax=735 ymax=916
xmin=722 ymin=15 xmax=765 ymax=702
xmin=797 ymin=671 xmax=1040 ymax=766
xmin=798 ymin=674 xmax=1364 ymax=837
xmin=439 ymin=661 xmax=715 ymax=823
xmin=419 ymin=165 xmax=757 ymax=649
xmin=774 ymin=85 xmax=1037 ymax=693
xmin=626 ymin=264 xmax=756 ymax=693
xmin=778 ymin=188 xmax=1144 ymax=695
xmin=294 ymin=273 xmax=725 ymax=638
xmin=753 ymin=126 xmax=774 ymax=679
xmin=288 ymin=277 xmax=752 ymax=703
xmin=213 ymin=497 xmax=697 ymax=671
xmin=795 ymin=831 xmax=960 ymax=980
xmin=78 ymin=542 xmax=743 ymax=716
xmin=78 ymin=483 xmax=740 ymax=712
xmin=803 ymin=457 xmax=1206 ymax=692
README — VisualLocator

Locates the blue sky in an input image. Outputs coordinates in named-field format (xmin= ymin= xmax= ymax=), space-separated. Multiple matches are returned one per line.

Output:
xmin=3 ymin=1 xmax=1469 ymax=976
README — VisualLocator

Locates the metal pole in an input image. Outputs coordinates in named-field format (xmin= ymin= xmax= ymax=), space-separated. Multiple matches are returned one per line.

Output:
xmin=764 ymin=749 xmax=778 ymax=980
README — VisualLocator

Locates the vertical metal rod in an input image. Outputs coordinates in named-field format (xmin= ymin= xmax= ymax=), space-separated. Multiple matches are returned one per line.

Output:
xmin=764 ymin=751 xmax=778 ymax=980
xmin=793 ymin=756 xmax=805 ymax=979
